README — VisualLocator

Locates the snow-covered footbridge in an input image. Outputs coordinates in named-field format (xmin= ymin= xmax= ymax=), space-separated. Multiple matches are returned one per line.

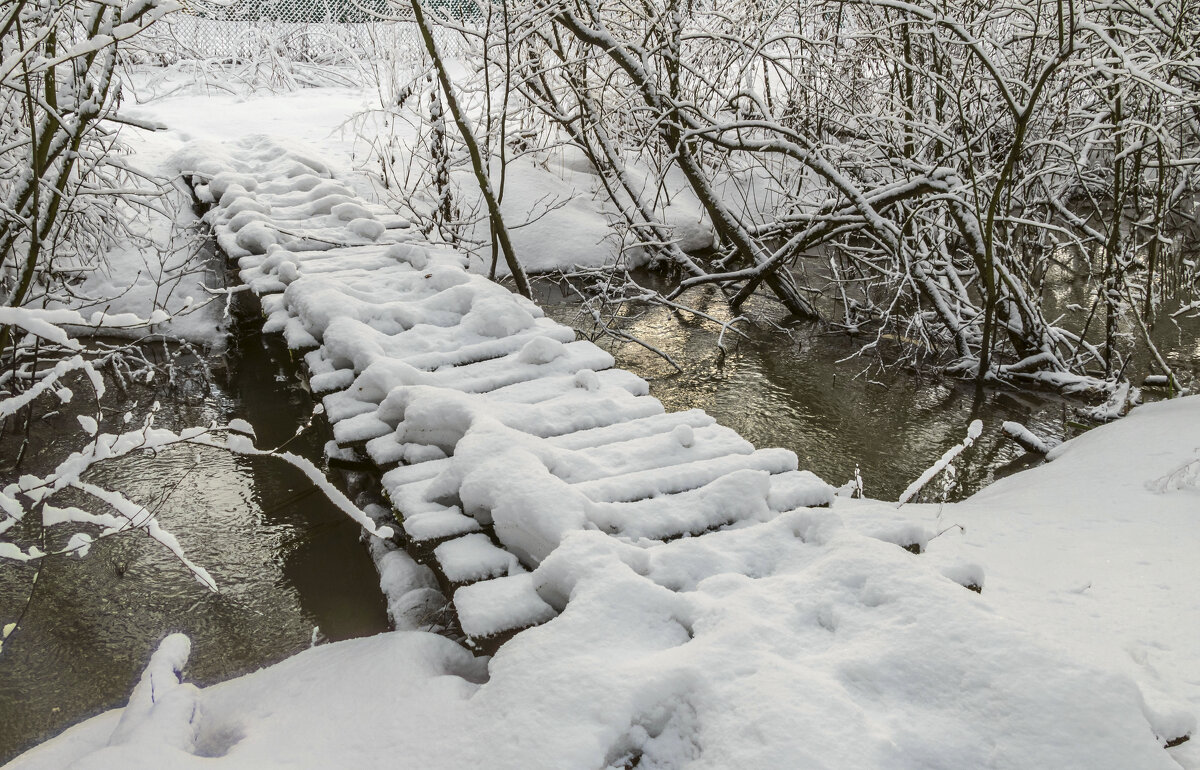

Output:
xmin=178 ymin=136 xmax=835 ymax=643
xmin=160 ymin=136 xmax=1184 ymax=768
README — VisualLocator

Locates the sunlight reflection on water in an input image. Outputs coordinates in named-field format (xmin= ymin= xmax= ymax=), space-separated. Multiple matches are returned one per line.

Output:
xmin=542 ymin=280 xmax=1110 ymax=501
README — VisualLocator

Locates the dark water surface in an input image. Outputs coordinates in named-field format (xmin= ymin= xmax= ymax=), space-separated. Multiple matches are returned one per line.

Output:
xmin=540 ymin=278 xmax=1196 ymax=501
xmin=0 ymin=324 xmax=388 ymax=763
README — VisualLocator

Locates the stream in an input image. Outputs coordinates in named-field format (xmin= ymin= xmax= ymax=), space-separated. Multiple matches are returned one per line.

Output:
xmin=540 ymin=273 xmax=1199 ymax=501
xmin=0 ymin=313 xmax=388 ymax=763
xmin=1 ymin=261 xmax=1196 ymax=764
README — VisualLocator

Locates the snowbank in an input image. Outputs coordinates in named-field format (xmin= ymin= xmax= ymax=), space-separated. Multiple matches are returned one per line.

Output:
xmin=843 ymin=395 xmax=1200 ymax=766
xmin=11 ymin=400 xmax=1198 ymax=769
xmin=14 ymin=73 xmax=1194 ymax=770
xmin=117 ymin=69 xmax=718 ymax=279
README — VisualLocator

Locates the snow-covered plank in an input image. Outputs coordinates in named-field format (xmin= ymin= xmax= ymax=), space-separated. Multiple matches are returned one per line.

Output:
xmin=434 ymin=533 xmax=521 ymax=584
xmin=484 ymin=368 xmax=649 ymax=402
xmin=584 ymin=469 xmax=835 ymax=541
xmin=545 ymin=408 xmax=716 ymax=450
xmin=767 ymin=469 xmax=835 ymax=511
xmin=454 ymin=573 xmax=557 ymax=639
xmin=572 ymin=448 xmax=800 ymax=502
xmin=587 ymin=469 xmax=774 ymax=540
xmin=402 ymin=509 xmax=482 ymax=544
xmin=559 ymin=423 xmax=754 ymax=483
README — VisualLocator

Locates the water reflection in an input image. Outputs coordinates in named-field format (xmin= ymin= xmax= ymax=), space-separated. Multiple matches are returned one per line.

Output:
xmin=542 ymin=282 xmax=1078 ymax=501
xmin=0 ymin=324 xmax=387 ymax=762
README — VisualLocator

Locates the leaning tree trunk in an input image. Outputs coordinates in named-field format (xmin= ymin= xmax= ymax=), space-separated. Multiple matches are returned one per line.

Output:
xmin=409 ymin=0 xmax=532 ymax=299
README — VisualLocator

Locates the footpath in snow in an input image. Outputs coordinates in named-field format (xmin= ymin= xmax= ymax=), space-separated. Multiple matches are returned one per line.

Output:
xmin=8 ymin=136 xmax=1196 ymax=770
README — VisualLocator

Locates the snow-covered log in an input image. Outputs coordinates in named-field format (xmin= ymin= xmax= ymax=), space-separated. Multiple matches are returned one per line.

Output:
xmin=1001 ymin=421 xmax=1060 ymax=456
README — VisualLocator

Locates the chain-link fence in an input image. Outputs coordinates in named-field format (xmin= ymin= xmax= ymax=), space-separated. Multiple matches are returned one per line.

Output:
xmin=148 ymin=0 xmax=471 ymax=64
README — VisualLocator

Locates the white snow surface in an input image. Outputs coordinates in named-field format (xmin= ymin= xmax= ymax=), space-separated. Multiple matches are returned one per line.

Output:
xmin=11 ymin=426 xmax=1195 ymax=768
xmin=114 ymin=68 xmax=732 ymax=279
xmin=843 ymin=396 xmax=1200 ymax=764
xmin=13 ymin=82 xmax=1196 ymax=769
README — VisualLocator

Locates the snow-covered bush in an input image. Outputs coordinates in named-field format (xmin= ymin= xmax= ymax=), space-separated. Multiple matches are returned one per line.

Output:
xmin=358 ymin=0 xmax=1200 ymax=396
xmin=1 ymin=0 xmax=180 ymax=334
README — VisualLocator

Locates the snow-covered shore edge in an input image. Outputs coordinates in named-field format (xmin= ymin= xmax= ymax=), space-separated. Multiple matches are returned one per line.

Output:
xmin=9 ymin=393 xmax=1198 ymax=770
xmin=8 ymin=77 xmax=1197 ymax=770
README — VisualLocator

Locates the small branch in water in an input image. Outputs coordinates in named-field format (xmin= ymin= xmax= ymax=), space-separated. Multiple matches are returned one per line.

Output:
xmin=1000 ymin=421 xmax=1059 ymax=455
xmin=552 ymin=266 xmax=750 ymax=372
xmin=898 ymin=420 xmax=984 ymax=507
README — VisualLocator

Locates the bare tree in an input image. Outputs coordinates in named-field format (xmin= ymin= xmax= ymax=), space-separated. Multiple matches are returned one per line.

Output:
xmin=404 ymin=0 xmax=1197 ymax=395
xmin=1 ymin=0 xmax=182 ymax=357
xmin=408 ymin=0 xmax=533 ymax=298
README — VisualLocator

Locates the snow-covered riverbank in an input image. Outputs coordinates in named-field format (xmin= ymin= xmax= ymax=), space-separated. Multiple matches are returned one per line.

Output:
xmin=850 ymin=396 xmax=1200 ymax=746
xmin=6 ymin=67 xmax=1198 ymax=770
xmin=7 ymin=82 xmax=1198 ymax=767
xmin=9 ymin=394 xmax=1198 ymax=769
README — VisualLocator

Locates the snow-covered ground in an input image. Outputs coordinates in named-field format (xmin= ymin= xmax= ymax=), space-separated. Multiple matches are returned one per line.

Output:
xmin=117 ymin=65 xmax=718 ymax=279
xmin=846 ymin=399 xmax=1200 ymax=765
xmin=6 ymin=67 xmax=1197 ymax=770
xmin=9 ymin=396 xmax=1198 ymax=769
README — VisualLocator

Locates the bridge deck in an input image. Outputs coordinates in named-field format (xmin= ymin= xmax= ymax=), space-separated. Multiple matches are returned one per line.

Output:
xmin=178 ymin=136 xmax=834 ymax=643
